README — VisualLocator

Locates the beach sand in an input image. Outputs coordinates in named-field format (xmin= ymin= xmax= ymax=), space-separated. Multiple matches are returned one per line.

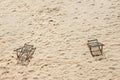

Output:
xmin=0 ymin=0 xmax=120 ymax=80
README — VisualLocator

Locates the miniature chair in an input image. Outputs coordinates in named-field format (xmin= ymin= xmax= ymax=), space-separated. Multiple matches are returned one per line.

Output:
xmin=14 ymin=43 xmax=36 ymax=64
xmin=87 ymin=39 xmax=104 ymax=57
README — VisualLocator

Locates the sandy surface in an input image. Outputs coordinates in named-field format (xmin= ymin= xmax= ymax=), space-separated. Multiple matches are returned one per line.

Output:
xmin=0 ymin=0 xmax=120 ymax=80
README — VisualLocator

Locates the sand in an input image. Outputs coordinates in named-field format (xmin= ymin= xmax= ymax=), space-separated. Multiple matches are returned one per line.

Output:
xmin=0 ymin=0 xmax=120 ymax=80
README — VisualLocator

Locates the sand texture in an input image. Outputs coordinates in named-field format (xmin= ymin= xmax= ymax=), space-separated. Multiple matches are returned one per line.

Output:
xmin=0 ymin=0 xmax=120 ymax=80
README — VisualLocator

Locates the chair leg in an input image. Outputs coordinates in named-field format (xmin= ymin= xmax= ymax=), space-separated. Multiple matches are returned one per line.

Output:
xmin=89 ymin=47 xmax=94 ymax=57
xmin=16 ymin=52 xmax=19 ymax=59
xmin=98 ymin=46 xmax=102 ymax=55
xmin=17 ymin=52 xmax=21 ymax=59
xmin=26 ymin=52 xmax=30 ymax=61
xmin=101 ymin=46 xmax=103 ymax=55
xmin=91 ymin=52 xmax=94 ymax=57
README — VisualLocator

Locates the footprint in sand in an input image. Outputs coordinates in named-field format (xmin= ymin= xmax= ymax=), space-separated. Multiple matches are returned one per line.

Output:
xmin=28 ymin=70 xmax=35 ymax=73
xmin=2 ymin=71 xmax=9 ymax=75
xmin=22 ymin=77 xmax=28 ymax=80
xmin=33 ymin=77 xmax=39 ymax=79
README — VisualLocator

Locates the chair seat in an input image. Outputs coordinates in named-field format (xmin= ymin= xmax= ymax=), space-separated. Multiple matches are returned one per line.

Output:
xmin=15 ymin=44 xmax=34 ymax=53
xmin=87 ymin=39 xmax=104 ymax=47
xmin=88 ymin=42 xmax=103 ymax=47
